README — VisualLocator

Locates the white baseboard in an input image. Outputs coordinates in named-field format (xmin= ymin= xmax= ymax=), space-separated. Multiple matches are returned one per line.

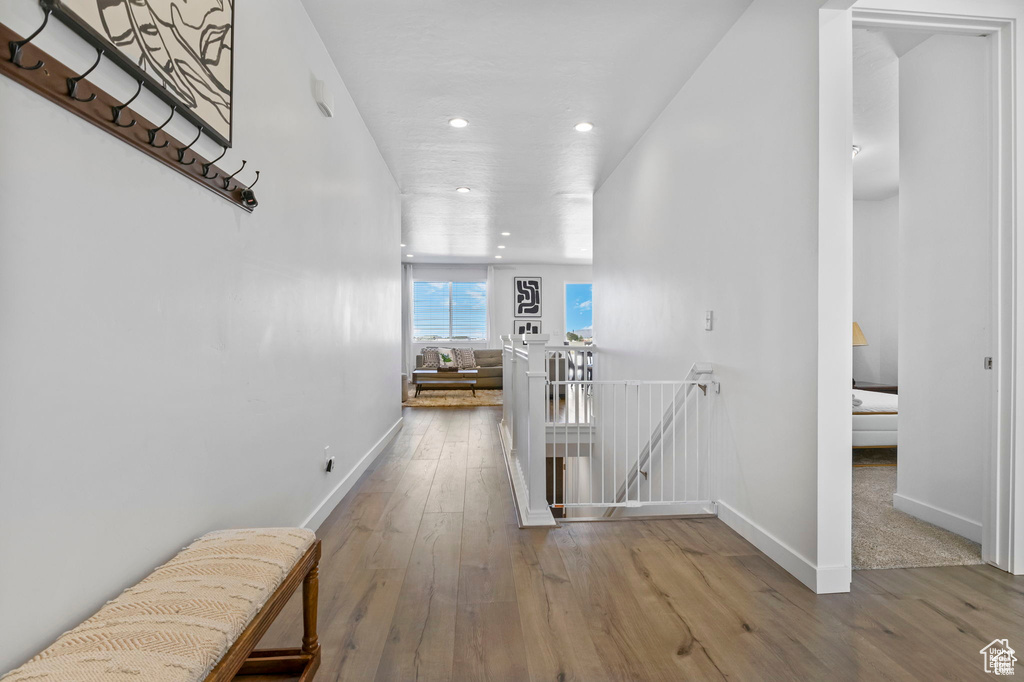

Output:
xmin=893 ymin=492 xmax=982 ymax=543
xmin=301 ymin=417 xmax=403 ymax=531
xmin=716 ymin=500 xmax=850 ymax=594
xmin=814 ymin=564 xmax=853 ymax=594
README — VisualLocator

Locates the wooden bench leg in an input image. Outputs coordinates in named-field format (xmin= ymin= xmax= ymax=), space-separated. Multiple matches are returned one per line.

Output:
xmin=235 ymin=547 xmax=321 ymax=680
xmin=302 ymin=560 xmax=319 ymax=657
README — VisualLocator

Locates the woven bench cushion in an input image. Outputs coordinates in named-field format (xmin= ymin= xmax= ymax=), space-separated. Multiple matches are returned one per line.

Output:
xmin=1 ymin=527 xmax=315 ymax=682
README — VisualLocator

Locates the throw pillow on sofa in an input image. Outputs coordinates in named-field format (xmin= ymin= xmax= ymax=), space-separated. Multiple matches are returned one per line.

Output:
xmin=436 ymin=348 xmax=457 ymax=369
xmin=456 ymin=348 xmax=476 ymax=370
xmin=421 ymin=347 xmax=440 ymax=369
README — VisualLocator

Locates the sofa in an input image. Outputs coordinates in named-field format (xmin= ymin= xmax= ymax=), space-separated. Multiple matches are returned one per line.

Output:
xmin=411 ymin=348 xmax=571 ymax=395
xmin=414 ymin=348 xmax=503 ymax=390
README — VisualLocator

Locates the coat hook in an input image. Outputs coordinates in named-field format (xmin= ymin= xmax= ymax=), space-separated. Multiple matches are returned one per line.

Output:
xmin=8 ymin=9 xmax=50 ymax=70
xmin=67 ymin=47 xmax=103 ymax=102
xmin=112 ymin=81 xmax=142 ymax=128
xmin=222 ymin=160 xmax=247 ymax=191
xmin=241 ymin=171 xmax=260 ymax=209
xmin=201 ymin=145 xmax=227 ymax=179
xmin=176 ymin=127 xmax=203 ymax=165
xmin=147 ymin=106 xmax=176 ymax=148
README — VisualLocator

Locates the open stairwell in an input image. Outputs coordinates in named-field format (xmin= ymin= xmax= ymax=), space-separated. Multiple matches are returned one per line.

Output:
xmin=498 ymin=333 xmax=719 ymax=527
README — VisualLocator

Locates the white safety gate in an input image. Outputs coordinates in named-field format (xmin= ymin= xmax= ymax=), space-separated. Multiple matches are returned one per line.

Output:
xmin=500 ymin=335 xmax=717 ymax=526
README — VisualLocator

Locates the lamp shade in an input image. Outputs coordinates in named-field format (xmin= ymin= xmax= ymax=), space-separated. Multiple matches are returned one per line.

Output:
xmin=852 ymin=322 xmax=868 ymax=347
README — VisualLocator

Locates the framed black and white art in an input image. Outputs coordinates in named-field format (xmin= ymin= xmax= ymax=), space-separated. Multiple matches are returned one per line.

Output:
xmin=43 ymin=0 xmax=236 ymax=147
xmin=514 ymin=277 xmax=542 ymax=317
xmin=514 ymin=319 xmax=541 ymax=335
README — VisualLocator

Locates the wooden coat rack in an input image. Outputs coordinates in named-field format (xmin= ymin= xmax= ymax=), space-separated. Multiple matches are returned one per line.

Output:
xmin=1 ymin=18 xmax=257 ymax=212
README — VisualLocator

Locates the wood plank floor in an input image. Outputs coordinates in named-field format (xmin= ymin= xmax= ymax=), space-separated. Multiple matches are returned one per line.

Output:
xmin=250 ymin=406 xmax=1023 ymax=681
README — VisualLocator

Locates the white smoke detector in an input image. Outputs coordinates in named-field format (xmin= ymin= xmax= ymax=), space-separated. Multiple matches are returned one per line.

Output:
xmin=314 ymin=80 xmax=335 ymax=118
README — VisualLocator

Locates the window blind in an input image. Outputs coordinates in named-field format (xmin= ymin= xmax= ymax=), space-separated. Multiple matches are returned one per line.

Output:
xmin=451 ymin=282 xmax=487 ymax=339
xmin=413 ymin=281 xmax=487 ymax=340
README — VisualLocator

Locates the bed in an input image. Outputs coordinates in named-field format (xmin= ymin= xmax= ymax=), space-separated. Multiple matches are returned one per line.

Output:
xmin=853 ymin=388 xmax=898 ymax=448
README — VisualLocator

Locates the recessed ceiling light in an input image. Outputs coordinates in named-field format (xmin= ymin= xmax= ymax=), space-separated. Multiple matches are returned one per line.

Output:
xmin=501 ymin=232 xmax=511 ymax=236
xmin=400 ymin=243 xmax=406 ymax=247
xmin=448 ymin=118 xmax=469 ymax=128
xmin=574 ymin=122 xmax=594 ymax=132
xmin=495 ymin=255 xmax=502 ymax=259
xmin=406 ymin=254 xmax=414 ymax=258
xmin=456 ymin=187 xmax=471 ymax=193
xmin=498 ymin=245 xmax=506 ymax=249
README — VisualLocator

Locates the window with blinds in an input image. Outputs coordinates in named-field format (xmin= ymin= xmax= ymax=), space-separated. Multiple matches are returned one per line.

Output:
xmin=413 ymin=281 xmax=487 ymax=341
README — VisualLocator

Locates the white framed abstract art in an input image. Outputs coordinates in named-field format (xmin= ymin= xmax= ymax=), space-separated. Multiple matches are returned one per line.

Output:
xmin=514 ymin=276 xmax=542 ymax=317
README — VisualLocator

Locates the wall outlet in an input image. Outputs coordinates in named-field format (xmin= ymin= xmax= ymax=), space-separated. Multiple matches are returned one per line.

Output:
xmin=705 ymin=310 xmax=714 ymax=331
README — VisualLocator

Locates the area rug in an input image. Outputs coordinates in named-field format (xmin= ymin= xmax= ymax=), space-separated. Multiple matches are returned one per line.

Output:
xmin=405 ymin=388 xmax=503 ymax=407
xmin=853 ymin=465 xmax=983 ymax=570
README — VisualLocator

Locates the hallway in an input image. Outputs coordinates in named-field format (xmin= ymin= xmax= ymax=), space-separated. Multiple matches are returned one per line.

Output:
xmin=252 ymin=407 xmax=1024 ymax=681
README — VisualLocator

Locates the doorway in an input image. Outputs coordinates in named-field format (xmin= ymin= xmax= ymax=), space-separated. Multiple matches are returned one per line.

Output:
xmin=817 ymin=2 xmax=1023 ymax=592
xmin=850 ymin=26 xmax=993 ymax=569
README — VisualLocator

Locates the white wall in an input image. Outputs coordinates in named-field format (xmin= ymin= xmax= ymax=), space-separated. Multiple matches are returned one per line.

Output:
xmin=853 ymin=196 xmax=899 ymax=384
xmin=0 ymin=0 xmax=401 ymax=671
xmin=490 ymin=264 xmax=593 ymax=343
xmin=895 ymin=33 xmax=992 ymax=541
xmin=594 ymin=0 xmax=824 ymax=588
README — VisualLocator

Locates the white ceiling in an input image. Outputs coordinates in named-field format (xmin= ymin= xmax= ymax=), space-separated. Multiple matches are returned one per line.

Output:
xmin=853 ymin=29 xmax=899 ymax=201
xmin=852 ymin=28 xmax=935 ymax=201
xmin=301 ymin=0 xmax=753 ymax=264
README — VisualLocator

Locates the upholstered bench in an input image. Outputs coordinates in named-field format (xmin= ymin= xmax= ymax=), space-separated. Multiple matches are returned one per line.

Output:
xmin=1 ymin=528 xmax=322 ymax=682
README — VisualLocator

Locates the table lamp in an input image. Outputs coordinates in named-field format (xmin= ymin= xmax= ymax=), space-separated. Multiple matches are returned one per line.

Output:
xmin=852 ymin=322 xmax=868 ymax=387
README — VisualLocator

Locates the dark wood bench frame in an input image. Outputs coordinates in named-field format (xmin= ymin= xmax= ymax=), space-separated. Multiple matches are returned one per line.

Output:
xmin=206 ymin=539 xmax=322 ymax=681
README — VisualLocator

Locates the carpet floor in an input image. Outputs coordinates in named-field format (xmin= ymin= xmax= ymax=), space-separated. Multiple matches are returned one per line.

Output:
xmin=853 ymin=463 xmax=983 ymax=570
xmin=853 ymin=447 xmax=897 ymax=467
xmin=404 ymin=388 xmax=503 ymax=407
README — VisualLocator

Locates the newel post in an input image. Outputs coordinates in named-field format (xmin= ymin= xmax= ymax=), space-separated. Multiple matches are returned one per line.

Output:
xmin=524 ymin=334 xmax=550 ymax=518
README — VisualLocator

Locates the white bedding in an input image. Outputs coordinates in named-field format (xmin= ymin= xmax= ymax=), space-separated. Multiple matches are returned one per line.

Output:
xmin=852 ymin=389 xmax=898 ymax=447
xmin=853 ymin=389 xmax=898 ymax=414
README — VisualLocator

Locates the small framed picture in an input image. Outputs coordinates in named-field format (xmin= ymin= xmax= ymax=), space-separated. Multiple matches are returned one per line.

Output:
xmin=514 ymin=319 xmax=542 ymax=334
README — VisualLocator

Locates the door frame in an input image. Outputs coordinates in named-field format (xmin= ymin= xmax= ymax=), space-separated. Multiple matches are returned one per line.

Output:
xmin=818 ymin=0 xmax=1023 ymax=590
